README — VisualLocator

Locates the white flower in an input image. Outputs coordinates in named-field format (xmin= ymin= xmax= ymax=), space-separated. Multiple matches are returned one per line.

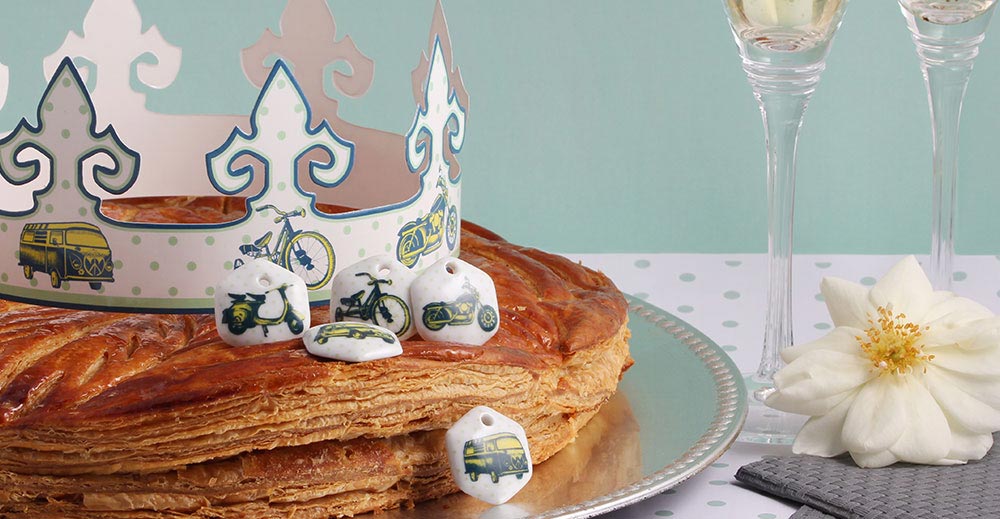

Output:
xmin=766 ymin=256 xmax=1000 ymax=468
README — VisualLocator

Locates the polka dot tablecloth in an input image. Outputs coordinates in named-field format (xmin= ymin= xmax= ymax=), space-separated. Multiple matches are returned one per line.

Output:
xmin=558 ymin=253 xmax=1000 ymax=519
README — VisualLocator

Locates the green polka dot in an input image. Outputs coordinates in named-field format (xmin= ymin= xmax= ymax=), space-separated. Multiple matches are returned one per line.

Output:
xmin=260 ymin=106 xmax=269 ymax=116
xmin=723 ymin=290 xmax=740 ymax=300
xmin=654 ymin=512 xmax=674 ymax=517
xmin=149 ymin=261 xmax=159 ymax=271
xmin=114 ymin=260 xmax=123 ymax=269
xmin=224 ymin=260 xmax=233 ymax=271
xmin=205 ymin=236 xmax=215 ymax=245
xmin=277 ymin=181 xmax=287 ymax=191
xmin=384 ymin=243 xmax=392 ymax=253
xmin=711 ymin=462 xmax=729 ymax=468
xmin=78 ymin=104 xmax=88 ymax=114
xmin=815 ymin=322 xmax=832 ymax=330
xmin=358 ymin=248 xmax=366 ymax=258
xmin=277 ymin=130 xmax=286 ymax=140
xmin=44 ymin=204 xmax=53 ymax=213
xmin=759 ymin=514 xmax=777 ymax=519
xmin=242 ymin=234 xmax=252 ymax=244
xmin=343 ymin=225 xmax=352 ymax=235
xmin=725 ymin=260 xmax=742 ymax=267
xmin=131 ymin=236 xmax=141 ymax=245
xmin=168 ymin=287 xmax=178 ymax=297
xmin=205 ymin=286 xmax=215 ymax=296
xmin=815 ymin=293 xmax=825 ymax=302
xmin=709 ymin=480 xmax=728 ymax=485
xmin=707 ymin=500 xmax=726 ymax=507
xmin=78 ymin=208 xmax=87 ymax=217
xmin=277 ymin=79 xmax=286 ymax=89
xmin=722 ymin=345 xmax=737 ymax=352
xmin=30 ymin=278 xmax=38 ymax=287
xmin=634 ymin=259 xmax=650 ymax=269
xmin=61 ymin=129 xmax=70 ymax=139
xmin=44 ymin=102 xmax=54 ymax=111
xmin=0 ymin=223 xmax=6 ymax=232
xmin=815 ymin=261 xmax=832 ymax=268
xmin=294 ymin=103 xmax=304 ymax=113
xmin=397 ymin=215 xmax=404 ymax=225
xmin=168 ymin=237 xmax=178 ymax=246
xmin=62 ymin=77 xmax=71 ymax=87
xmin=722 ymin=320 xmax=739 ymax=328
xmin=372 ymin=221 xmax=380 ymax=230
xmin=679 ymin=273 xmax=696 ymax=282
xmin=1 ymin=273 xmax=7 ymax=282
xmin=62 ymin=283 xmax=70 ymax=291
xmin=953 ymin=271 xmax=967 ymax=282
xmin=61 ymin=180 xmax=70 ymax=189
xmin=677 ymin=305 xmax=694 ymax=313
xmin=97 ymin=285 xmax=105 ymax=294
xmin=633 ymin=292 xmax=649 ymax=300
xmin=186 ymin=261 xmax=197 ymax=271
xmin=132 ymin=286 xmax=142 ymax=296
xmin=860 ymin=276 xmax=877 ymax=286
xmin=997 ymin=289 xmax=1000 ymax=298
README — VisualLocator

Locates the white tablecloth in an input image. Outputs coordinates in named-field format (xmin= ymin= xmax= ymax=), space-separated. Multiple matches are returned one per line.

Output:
xmin=557 ymin=253 xmax=1000 ymax=519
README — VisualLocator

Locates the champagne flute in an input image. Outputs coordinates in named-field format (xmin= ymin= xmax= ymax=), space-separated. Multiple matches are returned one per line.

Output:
xmin=723 ymin=0 xmax=848 ymax=444
xmin=899 ymin=0 xmax=996 ymax=290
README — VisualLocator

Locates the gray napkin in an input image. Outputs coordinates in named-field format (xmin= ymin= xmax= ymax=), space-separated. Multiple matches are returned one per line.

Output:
xmin=735 ymin=433 xmax=1000 ymax=519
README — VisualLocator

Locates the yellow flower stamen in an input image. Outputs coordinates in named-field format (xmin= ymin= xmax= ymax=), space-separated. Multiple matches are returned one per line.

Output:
xmin=856 ymin=306 xmax=934 ymax=375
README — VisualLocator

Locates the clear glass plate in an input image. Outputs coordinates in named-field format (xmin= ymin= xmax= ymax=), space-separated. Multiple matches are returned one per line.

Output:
xmin=378 ymin=295 xmax=748 ymax=519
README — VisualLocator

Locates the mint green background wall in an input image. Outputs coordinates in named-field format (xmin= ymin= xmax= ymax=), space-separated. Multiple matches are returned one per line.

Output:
xmin=1 ymin=1 xmax=999 ymax=254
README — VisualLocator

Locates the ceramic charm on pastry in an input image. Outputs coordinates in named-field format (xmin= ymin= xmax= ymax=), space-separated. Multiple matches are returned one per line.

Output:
xmin=411 ymin=257 xmax=499 ymax=345
xmin=330 ymin=255 xmax=417 ymax=340
xmin=214 ymin=258 xmax=310 ymax=346
xmin=303 ymin=322 xmax=402 ymax=362
xmin=446 ymin=406 xmax=532 ymax=505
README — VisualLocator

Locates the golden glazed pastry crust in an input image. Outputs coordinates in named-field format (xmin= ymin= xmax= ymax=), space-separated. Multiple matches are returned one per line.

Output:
xmin=0 ymin=197 xmax=632 ymax=517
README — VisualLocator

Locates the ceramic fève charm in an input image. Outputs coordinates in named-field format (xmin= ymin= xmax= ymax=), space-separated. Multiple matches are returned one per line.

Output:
xmin=445 ymin=406 xmax=532 ymax=505
xmin=303 ymin=322 xmax=402 ymax=362
xmin=330 ymin=255 xmax=417 ymax=340
xmin=410 ymin=258 xmax=499 ymax=345
xmin=214 ymin=259 xmax=310 ymax=347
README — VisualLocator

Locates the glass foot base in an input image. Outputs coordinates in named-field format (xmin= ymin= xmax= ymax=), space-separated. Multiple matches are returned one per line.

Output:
xmin=736 ymin=373 xmax=807 ymax=445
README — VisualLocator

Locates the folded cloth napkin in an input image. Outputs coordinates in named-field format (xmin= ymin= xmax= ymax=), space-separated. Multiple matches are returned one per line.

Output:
xmin=735 ymin=433 xmax=1000 ymax=519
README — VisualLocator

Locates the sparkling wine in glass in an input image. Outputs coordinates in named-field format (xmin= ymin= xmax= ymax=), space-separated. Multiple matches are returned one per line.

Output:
xmin=723 ymin=0 xmax=849 ymax=444
xmin=899 ymin=0 xmax=996 ymax=290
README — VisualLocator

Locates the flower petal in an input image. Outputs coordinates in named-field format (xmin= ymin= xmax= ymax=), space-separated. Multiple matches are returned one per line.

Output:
xmin=820 ymin=277 xmax=872 ymax=329
xmin=887 ymin=376 xmax=951 ymax=464
xmin=926 ymin=366 xmax=1000 ymax=410
xmin=922 ymin=317 xmax=1000 ymax=351
xmin=767 ymin=350 xmax=874 ymax=416
xmin=781 ymin=326 xmax=865 ymax=363
xmin=946 ymin=424 xmax=993 ymax=462
xmin=924 ymin=367 xmax=1000 ymax=433
xmin=931 ymin=345 xmax=1000 ymax=377
xmin=842 ymin=376 xmax=907 ymax=454
xmin=850 ymin=449 xmax=899 ymax=468
xmin=868 ymin=256 xmax=935 ymax=322
xmin=791 ymin=393 xmax=852 ymax=458
xmin=923 ymin=296 xmax=995 ymax=329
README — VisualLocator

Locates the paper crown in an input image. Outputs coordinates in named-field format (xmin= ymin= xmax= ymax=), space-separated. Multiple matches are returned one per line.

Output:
xmin=0 ymin=0 xmax=469 ymax=313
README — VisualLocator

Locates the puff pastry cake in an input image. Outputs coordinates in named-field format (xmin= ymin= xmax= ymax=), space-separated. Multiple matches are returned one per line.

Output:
xmin=0 ymin=197 xmax=632 ymax=518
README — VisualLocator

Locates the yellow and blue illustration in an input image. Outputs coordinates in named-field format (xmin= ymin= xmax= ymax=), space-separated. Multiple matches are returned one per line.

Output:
xmin=396 ymin=175 xmax=458 ymax=268
xmin=333 ymin=272 xmax=411 ymax=336
xmin=314 ymin=322 xmax=396 ymax=345
xmin=18 ymin=222 xmax=114 ymax=290
xmin=220 ymin=283 xmax=306 ymax=337
xmin=462 ymin=432 xmax=529 ymax=484
xmin=422 ymin=278 xmax=498 ymax=332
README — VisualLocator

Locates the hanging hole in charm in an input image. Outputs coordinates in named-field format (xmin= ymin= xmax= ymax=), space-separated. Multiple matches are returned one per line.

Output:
xmin=480 ymin=413 xmax=495 ymax=426
xmin=445 ymin=262 xmax=458 ymax=275
xmin=258 ymin=275 xmax=271 ymax=288
xmin=377 ymin=265 xmax=391 ymax=277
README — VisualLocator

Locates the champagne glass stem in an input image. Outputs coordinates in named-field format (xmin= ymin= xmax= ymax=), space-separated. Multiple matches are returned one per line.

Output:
xmin=745 ymin=62 xmax=821 ymax=389
xmin=915 ymin=38 xmax=979 ymax=291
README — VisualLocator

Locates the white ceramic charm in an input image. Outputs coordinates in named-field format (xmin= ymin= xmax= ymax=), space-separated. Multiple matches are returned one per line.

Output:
xmin=445 ymin=406 xmax=532 ymax=505
xmin=304 ymin=322 xmax=402 ymax=362
xmin=214 ymin=259 xmax=310 ymax=346
xmin=410 ymin=258 xmax=499 ymax=345
xmin=330 ymin=255 xmax=417 ymax=340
